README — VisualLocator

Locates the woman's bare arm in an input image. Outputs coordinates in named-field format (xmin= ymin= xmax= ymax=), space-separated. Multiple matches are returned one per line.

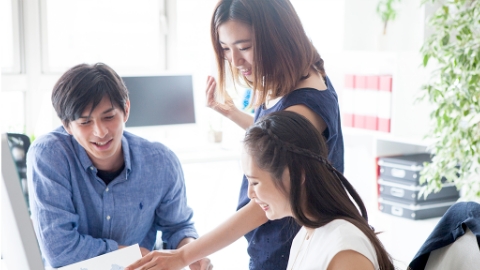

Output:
xmin=126 ymin=200 xmax=268 ymax=270
xmin=285 ymin=104 xmax=327 ymax=134
xmin=182 ymin=200 xmax=267 ymax=263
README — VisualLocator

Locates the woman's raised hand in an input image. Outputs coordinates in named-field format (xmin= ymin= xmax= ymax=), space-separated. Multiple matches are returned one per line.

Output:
xmin=205 ymin=76 xmax=236 ymax=116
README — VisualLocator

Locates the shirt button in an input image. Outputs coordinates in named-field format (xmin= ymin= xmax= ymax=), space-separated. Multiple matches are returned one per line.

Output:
xmin=106 ymin=215 xmax=111 ymax=220
xmin=106 ymin=187 xmax=109 ymax=192
xmin=90 ymin=166 xmax=94 ymax=170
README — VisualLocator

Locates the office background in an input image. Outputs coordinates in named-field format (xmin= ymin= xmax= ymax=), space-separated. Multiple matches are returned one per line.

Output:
xmin=1 ymin=0 xmax=444 ymax=269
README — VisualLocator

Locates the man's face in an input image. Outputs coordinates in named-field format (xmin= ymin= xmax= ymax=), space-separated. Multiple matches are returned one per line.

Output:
xmin=64 ymin=96 xmax=129 ymax=171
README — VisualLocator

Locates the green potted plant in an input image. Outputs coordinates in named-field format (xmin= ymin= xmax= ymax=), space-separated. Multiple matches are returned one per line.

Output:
xmin=376 ymin=0 xmax=401 ymax=35
xmin=419 ymin=0 xmax=480 ymax=200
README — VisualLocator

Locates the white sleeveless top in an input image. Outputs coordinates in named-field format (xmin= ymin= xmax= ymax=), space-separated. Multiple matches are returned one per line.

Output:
xmin=286 ymin=219 xmax=379 ymax=270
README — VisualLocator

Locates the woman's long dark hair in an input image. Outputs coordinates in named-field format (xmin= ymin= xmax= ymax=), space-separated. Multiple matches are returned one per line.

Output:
xmin=244 ymin=111 xmax=395 ymax=270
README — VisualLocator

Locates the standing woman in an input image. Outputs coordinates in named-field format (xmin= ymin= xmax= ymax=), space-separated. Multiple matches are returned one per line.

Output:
xmin=207 ymin=0 xmax=344 ymax=268
xmin=127 ymin=0 xmax=343 ymax=269
xmin=243 ymin=111 xmax=394 ymax=270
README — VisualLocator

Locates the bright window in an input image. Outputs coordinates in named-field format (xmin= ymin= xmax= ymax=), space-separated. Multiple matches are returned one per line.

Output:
xmin=41 ymin=0 xmax=166 ymax=74
xmin=291 ymin=0 xmax=344 ymax=59
xmin=1 ymin=0 xmax=22 ymax=73
xmin=0 ymin=91 xmax=25 ymax=133
xmin=169 ymin=0 xmax=217 ymax=72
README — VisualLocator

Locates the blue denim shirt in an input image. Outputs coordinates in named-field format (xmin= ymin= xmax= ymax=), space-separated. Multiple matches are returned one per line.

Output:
xmin=27 ymin=127 xmax=198 ymax=268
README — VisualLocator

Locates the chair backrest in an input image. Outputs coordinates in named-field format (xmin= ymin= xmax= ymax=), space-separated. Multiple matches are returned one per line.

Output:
xmin=409 ymin=201 xmax=480 ymax=270
xmin=424 ymin=228 xmax=480 ymax=270
xmin=6 ymin=132 xmax=31 ymax=208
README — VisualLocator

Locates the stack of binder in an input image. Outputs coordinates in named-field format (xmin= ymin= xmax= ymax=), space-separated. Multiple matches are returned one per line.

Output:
xmin=377 ymin=153 xmax=459 ymax=220
xmin=342 ymin=74 xmax=392 ymax=132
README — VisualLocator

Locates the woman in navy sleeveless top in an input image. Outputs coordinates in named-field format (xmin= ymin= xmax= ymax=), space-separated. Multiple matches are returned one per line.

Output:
xmin=126 ymin=0 xmax=344 ymax=269
xmin=207 ymin=1 xmax=344 ymax=268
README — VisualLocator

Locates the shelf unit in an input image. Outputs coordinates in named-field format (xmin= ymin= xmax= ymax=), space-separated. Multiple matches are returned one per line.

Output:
xmin=338 ymin=1 xmax=443 ymax=267
xmin=338 ymin=0 xmax=435 ymax=193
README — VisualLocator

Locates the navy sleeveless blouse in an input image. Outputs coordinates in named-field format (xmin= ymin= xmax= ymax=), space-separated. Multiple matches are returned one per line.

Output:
xmin=238 ymin=76 xmax=344 ymax=269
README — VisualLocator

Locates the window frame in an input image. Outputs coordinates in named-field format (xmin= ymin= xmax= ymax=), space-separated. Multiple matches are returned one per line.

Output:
xmin=2 ymin=0 xmax=25 ymax=74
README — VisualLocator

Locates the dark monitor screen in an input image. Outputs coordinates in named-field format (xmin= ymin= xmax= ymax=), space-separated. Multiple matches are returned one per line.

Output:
xmin=122 ymin=75 xmax=196 ymax=128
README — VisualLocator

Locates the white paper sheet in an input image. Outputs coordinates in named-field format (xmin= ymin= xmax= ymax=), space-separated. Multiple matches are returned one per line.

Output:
xmin=57 ymin=244 xmax=142 ymax=270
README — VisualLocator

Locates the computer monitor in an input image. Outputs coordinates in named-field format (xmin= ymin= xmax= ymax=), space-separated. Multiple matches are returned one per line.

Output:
xmin=1 ymin=133 xmax=44 ymax=270
xmin=122 ymin=75 xmax=196 ymax=128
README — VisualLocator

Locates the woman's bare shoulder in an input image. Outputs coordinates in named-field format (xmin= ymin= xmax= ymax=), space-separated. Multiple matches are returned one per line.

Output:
xmin=327 ymin=250 xmax=375 ymax=270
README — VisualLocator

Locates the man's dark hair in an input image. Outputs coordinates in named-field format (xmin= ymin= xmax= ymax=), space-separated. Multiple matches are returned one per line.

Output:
xmin=51 ymin=63 xmax=129 ymax=126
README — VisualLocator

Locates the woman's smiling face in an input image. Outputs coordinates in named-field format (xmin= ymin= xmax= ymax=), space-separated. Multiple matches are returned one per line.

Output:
xmin=243 ymin=149 xmax=292 ymax=220
xmin=218 ymin=20 xmax=255 ymax=82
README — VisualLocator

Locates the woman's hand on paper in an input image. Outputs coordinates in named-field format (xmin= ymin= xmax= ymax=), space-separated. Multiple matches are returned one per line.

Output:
xmin=140 ymin=247 xmax=151 ymax=257
xmin=124 ymin=249 xmax=213 ymax=270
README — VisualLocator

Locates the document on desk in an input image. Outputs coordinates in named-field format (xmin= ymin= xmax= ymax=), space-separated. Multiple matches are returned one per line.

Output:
xmin=56 ymin=244 xmax=142 ymax=270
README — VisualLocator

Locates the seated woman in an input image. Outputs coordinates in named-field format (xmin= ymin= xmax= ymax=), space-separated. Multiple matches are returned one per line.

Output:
xmin=243 ymin=111 xmax=395 ymax=270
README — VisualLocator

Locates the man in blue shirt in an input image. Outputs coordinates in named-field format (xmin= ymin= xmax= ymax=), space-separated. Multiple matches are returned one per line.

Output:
xmin=26 ymin=63 xmax=212 ymax=269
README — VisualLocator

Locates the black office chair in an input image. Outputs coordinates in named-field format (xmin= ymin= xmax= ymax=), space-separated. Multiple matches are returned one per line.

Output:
xmin=6 ymin=133 xmax=31 ymax=209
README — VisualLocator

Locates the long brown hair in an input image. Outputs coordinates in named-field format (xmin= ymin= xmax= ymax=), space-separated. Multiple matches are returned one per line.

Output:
xmin=244 ymin=111 xmax=395 ymax=270
xmin=211 ymin=0 xmax=326 ymax=107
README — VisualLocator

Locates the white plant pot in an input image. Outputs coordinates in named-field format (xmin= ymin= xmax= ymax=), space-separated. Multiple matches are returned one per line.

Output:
xmin=376 ymin=34 xmax=390 ymax=51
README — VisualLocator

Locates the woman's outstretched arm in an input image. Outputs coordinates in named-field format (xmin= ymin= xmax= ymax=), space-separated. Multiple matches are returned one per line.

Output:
xmin=125 ymin=200 xmax=268 ymax=270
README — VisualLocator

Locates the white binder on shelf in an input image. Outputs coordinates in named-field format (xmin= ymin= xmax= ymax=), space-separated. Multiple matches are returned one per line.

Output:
xmin=377 ymin=75 xmax=393 ymax=133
